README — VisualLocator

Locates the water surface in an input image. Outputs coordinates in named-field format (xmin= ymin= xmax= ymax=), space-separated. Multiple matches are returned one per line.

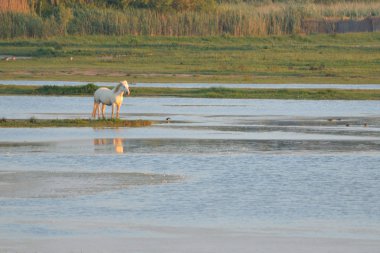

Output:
xmin=0 ymin=96 xmax=379 ymax=250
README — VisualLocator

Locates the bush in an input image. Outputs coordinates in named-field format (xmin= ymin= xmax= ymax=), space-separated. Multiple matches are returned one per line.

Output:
xmin=35 ymin=47 xmax=58 ymax=56
xmin=34 ymin=84 xmax=99 ymax=95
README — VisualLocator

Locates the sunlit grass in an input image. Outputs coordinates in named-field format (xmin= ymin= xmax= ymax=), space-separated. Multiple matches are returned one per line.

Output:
xmin=0 ymin=33 xmax=379 ymax=84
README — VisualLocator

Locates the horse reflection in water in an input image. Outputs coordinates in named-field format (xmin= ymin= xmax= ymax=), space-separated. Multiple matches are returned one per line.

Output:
xmin=94 ymin=138 xmax=124 ymax=153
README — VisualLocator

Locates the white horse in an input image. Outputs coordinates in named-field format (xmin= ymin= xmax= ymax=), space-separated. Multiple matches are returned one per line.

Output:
xmin=92 ymin=80 xmax=130 ymax=119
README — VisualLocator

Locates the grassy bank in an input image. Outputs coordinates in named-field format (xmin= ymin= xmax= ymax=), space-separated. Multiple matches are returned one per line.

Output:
xmin=0 ymin=118 xmax=152 ymax=128
xmin=2 ymin=84 xmax=380 ymax=100
xmin=0 ymin=33 xmax=379 ymax=84
xmin=134 ymin=87 xmax=380 ymax=100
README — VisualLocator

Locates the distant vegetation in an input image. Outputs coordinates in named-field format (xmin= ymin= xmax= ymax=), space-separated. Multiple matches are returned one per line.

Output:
xmin=2 ymin=84 xmax=380 ymax=100
xmin=1 ymin=0 xmax=380 ymax=38
xmin=0 ymin=84 xmax=98 ymax=96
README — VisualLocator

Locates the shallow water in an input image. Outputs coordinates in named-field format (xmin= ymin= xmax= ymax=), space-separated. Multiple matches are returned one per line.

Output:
xmin=0 ymin=96 xmax=380 ymax=246
xmin=2 ymin=80 xmax=380 ymax=89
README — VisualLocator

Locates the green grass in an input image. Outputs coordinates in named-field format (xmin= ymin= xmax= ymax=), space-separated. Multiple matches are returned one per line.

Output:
xmin=2 ymin=84 xmax=380 ymax=100
xmin=0 ymin=118 xmax=152 ymax=128
xmin=0 ymin=33 xmax=379 ymax=84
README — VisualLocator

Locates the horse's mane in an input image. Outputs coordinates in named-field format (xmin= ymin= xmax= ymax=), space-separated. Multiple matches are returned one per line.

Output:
xmin=113 ymin=83 xmax=123 ymax=94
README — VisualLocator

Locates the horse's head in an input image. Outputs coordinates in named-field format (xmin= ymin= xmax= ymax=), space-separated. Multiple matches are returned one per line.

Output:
xmin=120 ymin=80 xmax=130 ymax=96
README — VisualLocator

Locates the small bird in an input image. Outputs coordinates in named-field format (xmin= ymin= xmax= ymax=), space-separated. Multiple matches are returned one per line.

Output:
xmin=166 ymin=117 xmax=171 ymax=123
xmin=364 ymin=123 xmax=368 ymax=127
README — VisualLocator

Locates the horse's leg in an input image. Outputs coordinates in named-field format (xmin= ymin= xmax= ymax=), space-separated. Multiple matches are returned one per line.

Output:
xmin=96 ymin=103 xmax=101 ymax=119
xmin=97 ymin=103 xmax=101 ymax=119
xmin=111 ymin=103 xmax=115 ymax=119
xmin=92 ymin=102 xmax=98 ymax=118
xmin=91 ymin=102 xmax=95 ymax=118
xmin=101 ymin=104 xmax=106 ymax=119
xmin=116 ymin=104 xmax=120 ymax=119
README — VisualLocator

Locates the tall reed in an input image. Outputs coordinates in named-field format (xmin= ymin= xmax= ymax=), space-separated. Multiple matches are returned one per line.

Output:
xmin=1 ymin=1 xmax=380 ymax=38
xmin=0 ymin=12 xmax=44 ymax=38
xmin=66 ymin=4 xmax=306 ymax=36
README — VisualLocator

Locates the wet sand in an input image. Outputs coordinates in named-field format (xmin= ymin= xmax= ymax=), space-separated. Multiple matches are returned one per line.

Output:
xmin=0 ymin=171 xmax=181 ymax=198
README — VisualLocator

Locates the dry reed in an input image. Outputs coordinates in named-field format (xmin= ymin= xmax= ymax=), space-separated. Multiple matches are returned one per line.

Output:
xmin=1 ymin=1 xmax=380 ymax=38
xmin=0 ymin=0 xmax=29 ymax=13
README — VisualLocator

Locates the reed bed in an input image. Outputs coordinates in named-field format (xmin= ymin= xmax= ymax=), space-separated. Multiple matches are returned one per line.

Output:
xmin=1 ymin=2 xmax=380 ymax=38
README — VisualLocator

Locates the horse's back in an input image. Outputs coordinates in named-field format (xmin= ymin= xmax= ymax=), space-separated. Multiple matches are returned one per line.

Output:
xmin=94 ymin=87 xmax=113 ymax=105
xmin=94 ymin=87 xmax=110 ymax=95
